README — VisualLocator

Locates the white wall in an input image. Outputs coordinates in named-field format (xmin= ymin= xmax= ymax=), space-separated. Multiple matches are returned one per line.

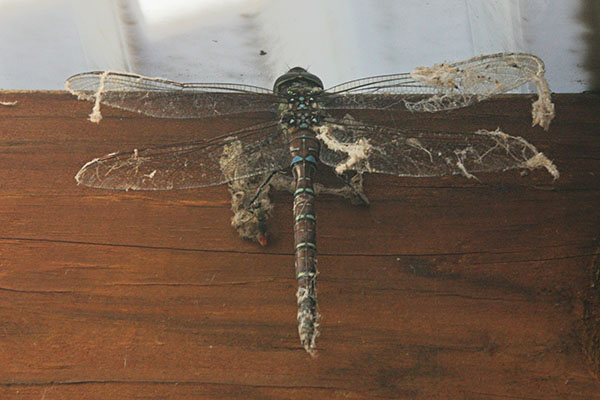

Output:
xmin=0 ymin=0 xmax=595 ymax=92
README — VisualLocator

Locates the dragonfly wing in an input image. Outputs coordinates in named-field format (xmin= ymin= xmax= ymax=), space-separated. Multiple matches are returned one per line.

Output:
xmin=321 ymin=53 xmax=548 ymax=113
xmin=66 ymin=71 xmax=282 ymax=119
xmin=318 ymin=117 xmax=558 ymax=179
xmin=75 ymin=122 xmax=292 ymax=190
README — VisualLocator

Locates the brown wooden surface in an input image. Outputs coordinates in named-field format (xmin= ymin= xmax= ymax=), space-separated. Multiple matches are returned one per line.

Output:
xmin=1 ymin=91 xmax=599 ymax=399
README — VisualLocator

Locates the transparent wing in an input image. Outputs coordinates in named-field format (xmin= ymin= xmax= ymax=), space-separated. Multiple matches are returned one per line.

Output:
xmin=75 ymin=122 xmax=292 ymax=190
xmin=320 ymin=53 xmax=547 ymax=113
xmin=318 ymin=117 xmax=558 ymax=179
xmin=66 ymin=71 xmax=283 ymax=119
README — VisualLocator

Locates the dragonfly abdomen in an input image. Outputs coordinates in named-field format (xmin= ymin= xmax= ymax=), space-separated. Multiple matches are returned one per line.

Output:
xmin=289 ymin=129 xmax=320 ymax=355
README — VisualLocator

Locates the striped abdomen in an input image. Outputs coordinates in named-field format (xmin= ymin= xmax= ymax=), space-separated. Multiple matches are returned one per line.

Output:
xmin=289 ymin=129 xmax=320 ymax=355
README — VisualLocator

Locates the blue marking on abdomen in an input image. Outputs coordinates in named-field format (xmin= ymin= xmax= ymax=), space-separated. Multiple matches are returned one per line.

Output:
xmin=290 ymin=156 xmax=303 ymax=167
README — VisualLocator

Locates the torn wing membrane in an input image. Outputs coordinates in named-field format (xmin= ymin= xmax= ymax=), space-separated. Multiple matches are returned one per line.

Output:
xmin=321 ymin=52 xmax=546 ymax=113
xmin=319 ymin=117 xmax=558 ymax=179
xmin=65 ymin=71 xmax=282 ymax=119
xmin=75 ymin=122 xmax=291 ymax=190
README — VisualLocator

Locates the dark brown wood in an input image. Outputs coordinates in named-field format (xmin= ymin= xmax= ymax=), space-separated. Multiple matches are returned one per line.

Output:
xmin=1 ymin=91 xmax=599 ymax=399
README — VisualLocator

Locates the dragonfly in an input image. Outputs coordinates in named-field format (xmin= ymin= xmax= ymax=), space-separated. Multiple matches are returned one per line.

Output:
xmin=66 ymin=52 xmax=558 ymax=356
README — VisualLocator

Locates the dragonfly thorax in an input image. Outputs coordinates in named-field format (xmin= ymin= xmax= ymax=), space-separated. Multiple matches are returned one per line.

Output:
xmin=280 ymin=86 xmax=322 ymax=130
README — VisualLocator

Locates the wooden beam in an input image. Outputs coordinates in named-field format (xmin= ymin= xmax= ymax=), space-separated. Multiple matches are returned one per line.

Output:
xmin=0 ymin=91 xmax=599 ymax=399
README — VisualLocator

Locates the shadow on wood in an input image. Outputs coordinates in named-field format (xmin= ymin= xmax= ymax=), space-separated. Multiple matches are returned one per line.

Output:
xmin=1 ymin=91 xmax=599 ymax=399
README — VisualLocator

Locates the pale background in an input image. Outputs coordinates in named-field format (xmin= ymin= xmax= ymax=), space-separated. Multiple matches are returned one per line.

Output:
xmin=0 ymin=0 xmax=597 ymax=92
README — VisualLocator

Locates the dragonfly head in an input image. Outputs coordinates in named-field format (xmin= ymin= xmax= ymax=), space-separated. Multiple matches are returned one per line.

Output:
xmin=273 ymin=67 xmax=324 ymax=95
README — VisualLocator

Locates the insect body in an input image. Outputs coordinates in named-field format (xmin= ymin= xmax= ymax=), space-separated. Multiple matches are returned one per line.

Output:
xmin=66 ymin=53 xmax=558 ymax=355
xmin=276 ymin=68 xmax=325 ymax=353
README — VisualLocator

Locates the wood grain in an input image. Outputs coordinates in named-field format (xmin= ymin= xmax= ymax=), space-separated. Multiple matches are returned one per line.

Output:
xmin=1 ymin=91 xmax=599 ymax=399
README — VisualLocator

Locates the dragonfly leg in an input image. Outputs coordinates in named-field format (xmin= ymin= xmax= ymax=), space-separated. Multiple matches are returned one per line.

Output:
xmin=247 ymin=171 xmax=279 ymax=207
xmin=228 ymin=173 xmax=277 ymax=246
xmin=310 ymin=172 xmax=370 ymax=206
xmin=339 ymin=172 xmax=370 ymax=206
xmin=268 ymin=169 xmax=370 ymax=206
